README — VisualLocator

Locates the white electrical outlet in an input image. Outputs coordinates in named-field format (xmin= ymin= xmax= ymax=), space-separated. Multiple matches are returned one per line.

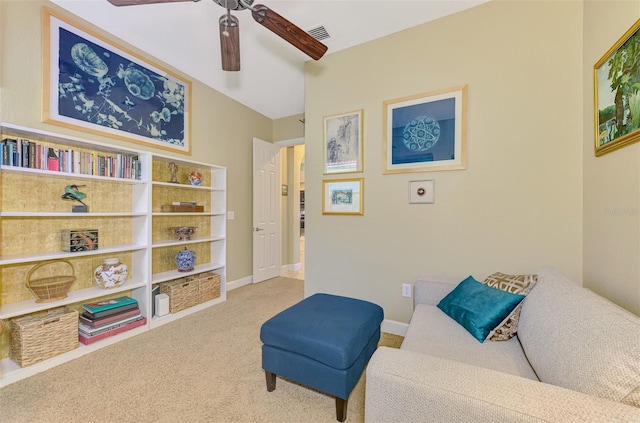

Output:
xmin=402 ymin=283 xmax=412 ymax=298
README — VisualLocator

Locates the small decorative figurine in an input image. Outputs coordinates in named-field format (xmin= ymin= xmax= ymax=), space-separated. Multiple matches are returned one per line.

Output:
xmin=61 ymin=184 xmax=88 ymax=212
xmin=188 ymin=170 xmax=202 ymax=186
xmin=168 ymin=161 xmax=179 ymax=184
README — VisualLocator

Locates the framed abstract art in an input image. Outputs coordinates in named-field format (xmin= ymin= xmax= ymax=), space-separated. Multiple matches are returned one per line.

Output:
xmin=383 ymin=85 xmax=467 ymax=173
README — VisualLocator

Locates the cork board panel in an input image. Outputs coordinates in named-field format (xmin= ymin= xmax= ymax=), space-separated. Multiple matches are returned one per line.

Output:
xmin=152 ymin=243 xmax=211 ymax=275
xmin=152 ymin=160 xmax=211 ymax=186
xmin=0 ymin=252 xmax=133 ymax=306
xmin=1 ymin=216 xmax=133 ymax=256
xmin=151 ymin=185 xmax=210 ymax=213
xmin=152 ymin=215 xmax=211 ymax=243
xmin=1 ymin=172 xmax=133 ymax=213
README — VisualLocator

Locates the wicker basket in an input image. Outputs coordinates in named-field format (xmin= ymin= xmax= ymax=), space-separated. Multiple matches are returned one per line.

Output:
xmin=198 ymin=272 xmax=221 ymax=304
xmin=26 ymin=260 xmax=76 ymax=303
xmin=10 ymin=307 xmax=79 ymax=367
xmin=160 ymin=277 xmax=198 ymax=313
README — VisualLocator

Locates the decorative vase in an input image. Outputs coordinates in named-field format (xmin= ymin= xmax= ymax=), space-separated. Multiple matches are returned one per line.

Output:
xmin=188 ymin=171 xmax=202 ymax=186
xmin=175 ymin=247 xmax=196 ymax=272
xmin=94 ymin=258 xmax=128 ymax=289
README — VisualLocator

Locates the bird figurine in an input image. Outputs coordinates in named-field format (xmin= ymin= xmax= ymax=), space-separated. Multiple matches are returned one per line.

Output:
xmin=61 ymin=184 xmax=87 ymax=206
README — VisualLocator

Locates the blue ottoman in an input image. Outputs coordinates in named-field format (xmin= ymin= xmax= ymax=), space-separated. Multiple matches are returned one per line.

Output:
xmin=260 ymin=293 xmax=384 ymax=422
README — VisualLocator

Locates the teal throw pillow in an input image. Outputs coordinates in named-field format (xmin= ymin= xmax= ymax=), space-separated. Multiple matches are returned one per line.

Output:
xmin=437 ymin=276 xmax=526 ymax=343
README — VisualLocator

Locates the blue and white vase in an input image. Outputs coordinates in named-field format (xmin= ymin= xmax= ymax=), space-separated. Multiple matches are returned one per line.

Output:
xmin=175 ymin=247 xmax=196 ymax=272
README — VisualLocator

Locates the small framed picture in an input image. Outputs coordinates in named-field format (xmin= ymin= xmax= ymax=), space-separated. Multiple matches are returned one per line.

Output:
xmin=409 ymin=180 xmax=435 ymax=204
xmin=323 ymin=110 xmax=363 ymax=174
xmin=322 ymin=178 xmax=363 ymax=215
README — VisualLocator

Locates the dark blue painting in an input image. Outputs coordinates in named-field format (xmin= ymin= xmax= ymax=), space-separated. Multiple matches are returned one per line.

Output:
xmin=53 ymin=19 xmax=189 ymax=153
xmin=391 ymin=97 xmax=456 ymax=165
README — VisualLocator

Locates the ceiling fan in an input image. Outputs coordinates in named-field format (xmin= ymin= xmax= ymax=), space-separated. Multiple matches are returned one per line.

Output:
xmin=106 ymin=0 xmax=328 ymax=72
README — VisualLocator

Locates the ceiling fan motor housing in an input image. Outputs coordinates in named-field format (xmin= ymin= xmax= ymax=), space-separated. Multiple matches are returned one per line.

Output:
xmin=213 ymin=0 xmax=254 ymax=11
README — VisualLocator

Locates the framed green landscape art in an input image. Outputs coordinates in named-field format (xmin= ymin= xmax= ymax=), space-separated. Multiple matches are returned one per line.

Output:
xmin=594 ymin=18 xmax=640 ymax=156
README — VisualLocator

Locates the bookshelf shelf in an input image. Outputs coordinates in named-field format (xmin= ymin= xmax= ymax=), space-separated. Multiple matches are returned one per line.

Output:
xmin=0 ymin=123 xmax=226 ymax=387
xmin=0 ymin=280 xmax=147 ymax=320
xmin=0 ymin=165 xmax=146 ymax=184
xmin=0 ymin=244 xmax=147 ymax=266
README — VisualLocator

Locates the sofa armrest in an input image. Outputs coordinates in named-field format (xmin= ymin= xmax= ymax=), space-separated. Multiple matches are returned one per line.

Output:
xmin=365 ymin=347 xmax=640 ymax=423
xmin=413 ymin=277 xmax=459 ymax=307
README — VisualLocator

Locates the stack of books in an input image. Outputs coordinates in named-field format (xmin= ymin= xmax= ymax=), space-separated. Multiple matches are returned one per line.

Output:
xmin=78 ymin=296 xmax=147 ymax=345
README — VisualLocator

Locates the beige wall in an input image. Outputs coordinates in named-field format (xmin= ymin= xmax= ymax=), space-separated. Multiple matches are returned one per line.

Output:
xmin=304 ymin=0 xmax=585 ymax=323
xmin=0 ymin=0 xmax=272 ymax=283
xmin=273 ymin=113 xmax=305 ymax=142
xmin=583 ymin=0 xmax=640 ymax=315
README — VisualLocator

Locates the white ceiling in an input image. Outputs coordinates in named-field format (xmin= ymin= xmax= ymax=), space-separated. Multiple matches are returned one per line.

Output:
xmin=51 ymin=0 xmax=488 ymax=119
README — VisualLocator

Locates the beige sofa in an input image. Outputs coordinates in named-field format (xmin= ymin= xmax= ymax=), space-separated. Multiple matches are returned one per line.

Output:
xmin=365 ymin=267 xmax=640 ymax=422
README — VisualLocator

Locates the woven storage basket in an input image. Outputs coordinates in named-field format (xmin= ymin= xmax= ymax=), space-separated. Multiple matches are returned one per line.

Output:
xmin=26 ymin=260 xmax=76 ymax=303
xmin=198 ymin=272 xmax=221 ymax=304
xmin=10 ymin=307 xmax=78 ymax=367
xmin=160 ymin=277 xmax=198 ymax=313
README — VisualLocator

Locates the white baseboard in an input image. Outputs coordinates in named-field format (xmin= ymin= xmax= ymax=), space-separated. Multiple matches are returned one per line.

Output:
xmin=280 ymin=263 xmax=301 ymax=273
xmin=226 ymin=275 xmax=253 ymax=291
xmin=381 ymin=319 xmax=409 ymax=337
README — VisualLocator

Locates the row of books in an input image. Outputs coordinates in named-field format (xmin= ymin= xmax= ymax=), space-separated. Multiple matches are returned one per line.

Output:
xmin=78 ymin=296 xmax=147 ymax=345
xmin=0 ymin=137 xmax=142 ymax=180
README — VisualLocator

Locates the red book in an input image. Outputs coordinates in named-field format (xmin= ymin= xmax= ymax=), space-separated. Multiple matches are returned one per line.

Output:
xmin=78 ymin=317 xmax=147 ymax=345
xmin=47 ymin=148 xmax=59 ymax=171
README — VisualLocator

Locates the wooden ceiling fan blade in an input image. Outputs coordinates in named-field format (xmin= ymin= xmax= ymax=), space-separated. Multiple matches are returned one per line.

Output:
xmin=220 ymin=14 xmax=240 ymax=71
xmin=251 ymin=4 xmax=327 ymax=61
xmin=107 ymin=0 xmax=195 ymax=6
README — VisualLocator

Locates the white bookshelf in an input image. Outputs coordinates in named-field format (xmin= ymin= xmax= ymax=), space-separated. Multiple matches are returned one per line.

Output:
xmin=0 ymin=123 xmax=226 ymax=387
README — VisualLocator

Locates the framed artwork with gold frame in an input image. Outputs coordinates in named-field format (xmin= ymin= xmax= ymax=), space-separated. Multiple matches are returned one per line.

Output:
xmin=594 ymin=18 xmax=640 ymax=156
xmin=323 ymin=110 xmax=363 ymax=174
xmin=42 ymin=7 xmax=192 ymax=155
xmin=322 ymin=178 xmax=363 ymax=215
xmin=383 ymin=85 xmax=467 ymax=173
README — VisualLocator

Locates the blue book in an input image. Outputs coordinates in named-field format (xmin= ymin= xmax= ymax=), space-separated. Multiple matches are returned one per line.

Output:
xmin=82 ymin=296 xmax=138 ymax=314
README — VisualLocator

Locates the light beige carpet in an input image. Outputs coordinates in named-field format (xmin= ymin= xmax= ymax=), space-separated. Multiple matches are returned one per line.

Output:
xmin=0 ymin=277 xmax=403 ymax=422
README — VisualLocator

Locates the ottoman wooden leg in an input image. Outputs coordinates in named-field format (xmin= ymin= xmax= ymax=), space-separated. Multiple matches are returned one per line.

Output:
xmin=265 ymin=370 xmax=276 ymax=392
xmin=336 ymin=397 xmax=347 ymax=422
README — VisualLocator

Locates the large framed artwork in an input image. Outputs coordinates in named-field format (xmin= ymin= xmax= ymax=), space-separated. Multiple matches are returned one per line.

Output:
xmin=322 ymin=178 xmax=363 ymax=215
xmin=383 ymin=85 xmax=467 ymax=174
xmin=594 ymin=18 xmax=640 ymax=157
xmin=323 ymin=110 xmax=363 ymax=174
xmin=42 ymin=8 xmax=191 ymax=155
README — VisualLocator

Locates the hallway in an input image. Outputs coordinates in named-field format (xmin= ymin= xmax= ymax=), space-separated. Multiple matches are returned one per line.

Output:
xmin=282 ymin=236 xmax=304 ymax=280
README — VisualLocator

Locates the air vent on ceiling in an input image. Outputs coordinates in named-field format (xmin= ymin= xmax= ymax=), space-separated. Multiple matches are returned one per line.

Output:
xmin=307 ymin=25 xmax=331 ymax=42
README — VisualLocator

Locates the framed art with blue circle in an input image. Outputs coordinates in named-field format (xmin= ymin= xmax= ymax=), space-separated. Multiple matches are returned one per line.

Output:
xmin=383 ymin=85 xmax=467 ymax=173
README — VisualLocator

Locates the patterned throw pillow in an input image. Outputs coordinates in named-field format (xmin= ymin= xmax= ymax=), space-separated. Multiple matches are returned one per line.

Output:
xmin=483 ymin=272 xmax=538 ymax=341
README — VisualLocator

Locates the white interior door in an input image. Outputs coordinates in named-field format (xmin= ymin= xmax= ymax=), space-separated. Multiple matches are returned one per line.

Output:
xmin=253 ymin=138 xmax=281 ymax=283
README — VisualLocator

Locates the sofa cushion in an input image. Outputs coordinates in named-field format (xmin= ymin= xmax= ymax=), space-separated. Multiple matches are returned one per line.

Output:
xmin=437 ymin=276 xmax=525 ymax=343
xmin=402 ymin=303 xmax=539 ymax=380
xmin=483 ymin=272 xmax=538 ymax=341
xmin=518 ymin=267 xmax=640 ymax=407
